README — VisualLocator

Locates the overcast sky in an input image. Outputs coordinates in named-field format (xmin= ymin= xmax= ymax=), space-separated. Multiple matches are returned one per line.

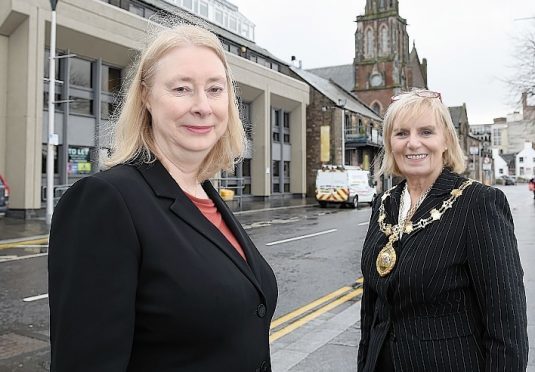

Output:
xmin=230 ymin=0 xmax=535 ymax=124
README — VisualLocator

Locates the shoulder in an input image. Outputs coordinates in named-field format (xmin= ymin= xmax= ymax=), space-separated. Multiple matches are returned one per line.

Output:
xmin=58 ymin=165 xmax=140 ymax=206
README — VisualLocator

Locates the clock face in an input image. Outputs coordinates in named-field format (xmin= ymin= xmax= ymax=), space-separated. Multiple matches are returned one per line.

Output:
xmin=370 ymin=73 xmax=383 ymax=87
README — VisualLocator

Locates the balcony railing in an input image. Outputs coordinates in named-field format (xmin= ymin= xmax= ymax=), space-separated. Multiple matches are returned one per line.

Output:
xmin=344 ymin=128 xmax=383 ymax=146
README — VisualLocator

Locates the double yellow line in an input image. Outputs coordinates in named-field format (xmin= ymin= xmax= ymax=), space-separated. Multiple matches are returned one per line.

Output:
xmin=0 ymin=237 xmax=49 ymax=250
xmin=269 ymin=277 xmax=364 ymax=343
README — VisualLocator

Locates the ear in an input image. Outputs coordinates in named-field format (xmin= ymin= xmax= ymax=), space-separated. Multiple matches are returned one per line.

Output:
xmin=141 ymin=82 xmax=151 ymax=113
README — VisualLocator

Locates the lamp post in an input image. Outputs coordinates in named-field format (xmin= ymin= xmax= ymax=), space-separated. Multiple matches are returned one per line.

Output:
xmin=46 ymin=0 xmax=59 ymax=226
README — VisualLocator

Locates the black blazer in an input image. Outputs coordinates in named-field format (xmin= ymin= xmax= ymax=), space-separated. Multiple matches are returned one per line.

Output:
xmin=48 ymin=161 xmax=278 ymax=372
xmin=358 ymin=169 xmax=528 ymax=372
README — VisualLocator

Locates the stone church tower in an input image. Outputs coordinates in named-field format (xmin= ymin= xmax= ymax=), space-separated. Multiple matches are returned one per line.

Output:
xmin=354 ymin=0 xmax=428 ymax=116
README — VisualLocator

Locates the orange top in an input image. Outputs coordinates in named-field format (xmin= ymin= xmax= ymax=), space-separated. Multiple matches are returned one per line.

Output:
xmin=185 ymin=193 xmax=247 ymax=261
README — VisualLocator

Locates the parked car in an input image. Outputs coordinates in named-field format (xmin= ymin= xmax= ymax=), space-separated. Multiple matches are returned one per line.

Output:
xmin=0 ymin=174 xmax=9 ymax=214
xmin=501 ymin=175 xmax=516 ymax=185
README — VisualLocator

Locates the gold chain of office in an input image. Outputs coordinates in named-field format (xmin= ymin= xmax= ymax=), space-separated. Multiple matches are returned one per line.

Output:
xmin=375 ymin=179 xmax=474 ymax=277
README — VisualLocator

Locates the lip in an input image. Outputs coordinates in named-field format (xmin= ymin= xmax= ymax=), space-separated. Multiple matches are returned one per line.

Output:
xmin=183 ymin=125 xmax=214 ymax=134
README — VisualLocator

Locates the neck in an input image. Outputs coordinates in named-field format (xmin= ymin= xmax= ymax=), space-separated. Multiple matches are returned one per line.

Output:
xmin=155 ymin=145 xmax=204 ymax=195
xmin=405 ymin=171 xmax=441 ymax=201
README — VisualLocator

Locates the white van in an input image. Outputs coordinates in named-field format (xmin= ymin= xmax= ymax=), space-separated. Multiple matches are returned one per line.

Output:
xmin=315 ymin=165 xmax=376 ymax=208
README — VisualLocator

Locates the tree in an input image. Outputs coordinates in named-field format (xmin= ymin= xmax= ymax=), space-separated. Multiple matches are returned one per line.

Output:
xmin=508 ymin=20 xmax=535 ymax=101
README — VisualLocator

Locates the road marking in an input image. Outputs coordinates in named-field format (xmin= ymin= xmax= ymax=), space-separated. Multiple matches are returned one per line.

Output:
xmin=23 ymin=293 xmax=48 ymax=302
xmin=0 ymin=253 xmax=48 ymax=263
xmin=270 ymin=287 xmax=363 ymax=343
xmin=270 ymin=286 xmax=353 ymax=329
xmin=15 ymin=245 xmax=48 ymax=248
xmin=265 ymin=229 xmax=337 ymax=246
xmin=358 ymin=221 xmax=369 ymax=226
xmin=0 ymin=237 xmax=48 ymax=250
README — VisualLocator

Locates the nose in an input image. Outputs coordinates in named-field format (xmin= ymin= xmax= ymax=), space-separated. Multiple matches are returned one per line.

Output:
xmin=191 ymin=91 xmax=213 ymax=117
xmin=406 ymin=132 xmax=421 ymax=149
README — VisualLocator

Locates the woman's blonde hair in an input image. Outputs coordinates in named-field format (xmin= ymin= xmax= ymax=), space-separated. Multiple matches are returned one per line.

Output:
xmin=378 ymin=90 xmax=466 ymax=177
xmin=105 ymin=23 xmax=245 ymax=181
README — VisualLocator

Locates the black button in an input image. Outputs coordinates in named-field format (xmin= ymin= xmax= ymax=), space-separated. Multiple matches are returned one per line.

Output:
xmin=257 ymin=304 xmax=267 ymax=318
xmin=260 ymin=360 xmax=268 ymax=372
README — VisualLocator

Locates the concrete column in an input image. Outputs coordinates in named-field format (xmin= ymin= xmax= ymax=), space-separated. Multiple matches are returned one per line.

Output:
xmin=5 ymin=9 xmax=44 ymax=216
xmin=290 ymin=102 xmax=306 ymax=195
xmin=251 ymin=90 xmax=271 ymax=196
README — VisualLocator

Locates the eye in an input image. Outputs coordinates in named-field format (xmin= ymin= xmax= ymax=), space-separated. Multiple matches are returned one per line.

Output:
xmin=421 ymin=129 xmax=434 ymax=136
xmin=394 ymin=130 xmax=408 ymax=137
xmin=207 ymin=85 xmax=225 ymax=96
xmin=172 ymin=86 xmax=191 ymax=95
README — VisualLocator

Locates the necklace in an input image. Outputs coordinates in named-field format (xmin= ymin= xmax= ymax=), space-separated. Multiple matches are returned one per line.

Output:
xmin=398 ymin=184 xmax=432 ymax=230
xmin=375 ymin=179 xmax=474 ymax=277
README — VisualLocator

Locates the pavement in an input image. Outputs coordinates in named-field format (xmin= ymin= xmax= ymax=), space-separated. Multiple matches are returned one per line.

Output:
xmin=1 ymin=186 xmax=534 ymax=371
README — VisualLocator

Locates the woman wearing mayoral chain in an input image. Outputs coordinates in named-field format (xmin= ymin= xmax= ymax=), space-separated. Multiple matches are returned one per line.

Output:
xmin=358 ymin=90 xmax=528 ymax=372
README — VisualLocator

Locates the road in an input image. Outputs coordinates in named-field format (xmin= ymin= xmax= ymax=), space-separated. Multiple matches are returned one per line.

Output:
xmin=1 ymin=184 xmax=535 ymax=371
xmin=0 ymin=200 xmax=372 ymax=371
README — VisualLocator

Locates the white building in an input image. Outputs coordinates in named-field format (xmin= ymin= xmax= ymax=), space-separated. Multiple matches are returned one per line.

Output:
xmin=492 ymin=148 xmax=509 ymax=178
xmin=516 ymin=142 xmax=535 ymax=179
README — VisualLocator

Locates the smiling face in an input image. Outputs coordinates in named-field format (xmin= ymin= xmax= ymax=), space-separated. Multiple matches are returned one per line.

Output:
xmin=145 ymin=45 xmax=229 ymax=165
xmin=390 ymin=108 xmax=447 ymax=185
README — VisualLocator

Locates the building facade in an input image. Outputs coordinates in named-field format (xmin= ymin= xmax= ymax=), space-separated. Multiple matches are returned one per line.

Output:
xmin=290 ymin=67 xmax=383 ymax=196
xmin=353 ymin=0 xmax=427 ymax=115
xmin=516 ymin=142 xmax=535 ymax=180
xmin=0 ymin=0 xmax=309 ymax=217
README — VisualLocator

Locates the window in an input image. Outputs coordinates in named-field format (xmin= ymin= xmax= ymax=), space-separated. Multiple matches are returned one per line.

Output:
xmin=240 ymin=102 xmax=253 ymax=141
xmin=42 ymin=145 xmax=59 ymax=175
xmin=273 ymin=183 xmax=280 ymax=193
xmin=366 ymin=28 xmax=374 ymax=58
xmin=229 ymin=44 xmax=239 ymax=55
xmin=101 ymin=101 xmax=118 ymax=120
xmin=242 ymin=158 xmax=251 ymax=177
xmin=283 ymin=161 xmax=290 ymax=177
xmin=380 ymin=25 xmax=389 ymax=55
xmin=520 ymin=167 xmax=525 ymax=175
xmin=70 ymin=97 xmax=93 ymax=116
xmin=272 ymin=161 xmax=280 ymax=177
xmin=283 ymin=134 xmax=290 ymax=143
xmin=182 ymin=0 xmax=192 ymax=9
xmin=129 ymin=3 xmax=144 ymax=16
xmin=215 ymin=9 xmax=223 ymax=24
xmin=101 ymin=66 xmax=121 ymax=93
xmin=372 ymin=103 xmax=381 ymax=115
xmin=499 ymin=168 xmax=504 ymax=174
xmin=229 ymin=16 xmax=237 ymax=31
xmin=43 ymin=92 xmax=63 ymax=112
xmin=274 ymin=111 xmax=280 ymax=127
xmin=199 ymin=0 xmax=208 ymax=17
xmin=519 ymin=157 xmax=524 ymax=163
xmin=70 ymin=58 xmax=92 ymax=88
xmin=271 ymin=62 xmax=279 ymax=72
xmin=283 ymin=112 xmax=290 ymax=128
xmin=272 ymin=132 xmax=280 ymax=142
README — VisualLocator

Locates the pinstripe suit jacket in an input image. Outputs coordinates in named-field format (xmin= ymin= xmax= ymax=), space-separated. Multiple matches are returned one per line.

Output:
xmin=358 ymin=169 xmax=528 ymax=372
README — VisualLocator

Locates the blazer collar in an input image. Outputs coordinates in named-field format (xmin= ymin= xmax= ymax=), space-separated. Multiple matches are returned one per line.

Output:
xmin=134 ymin=160 xmax=265 ymax=298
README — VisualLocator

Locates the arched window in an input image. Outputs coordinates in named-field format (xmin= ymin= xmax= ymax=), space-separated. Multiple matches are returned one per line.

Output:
xmin=366 ymin=28 xmax=374 ymax=58
xmin=372 ymin=102 xmax=381 ymax=115
xmin=380 ymin=25 xmax=389 ymax=56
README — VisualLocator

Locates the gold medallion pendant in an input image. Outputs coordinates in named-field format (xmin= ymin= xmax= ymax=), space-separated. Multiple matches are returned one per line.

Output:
xmin=376 ymin=241 xmax=397 ymax=277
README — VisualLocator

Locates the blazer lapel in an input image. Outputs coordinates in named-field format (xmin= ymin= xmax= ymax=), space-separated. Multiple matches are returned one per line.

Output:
xmin=135 ymin=161 xmax=264 ymax=297
xmin=204 ymin=182 xmax=265 ymax=286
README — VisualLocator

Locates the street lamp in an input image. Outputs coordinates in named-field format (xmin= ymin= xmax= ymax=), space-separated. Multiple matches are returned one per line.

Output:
xmin=46 ymin=0 xmax=59 ymax=225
